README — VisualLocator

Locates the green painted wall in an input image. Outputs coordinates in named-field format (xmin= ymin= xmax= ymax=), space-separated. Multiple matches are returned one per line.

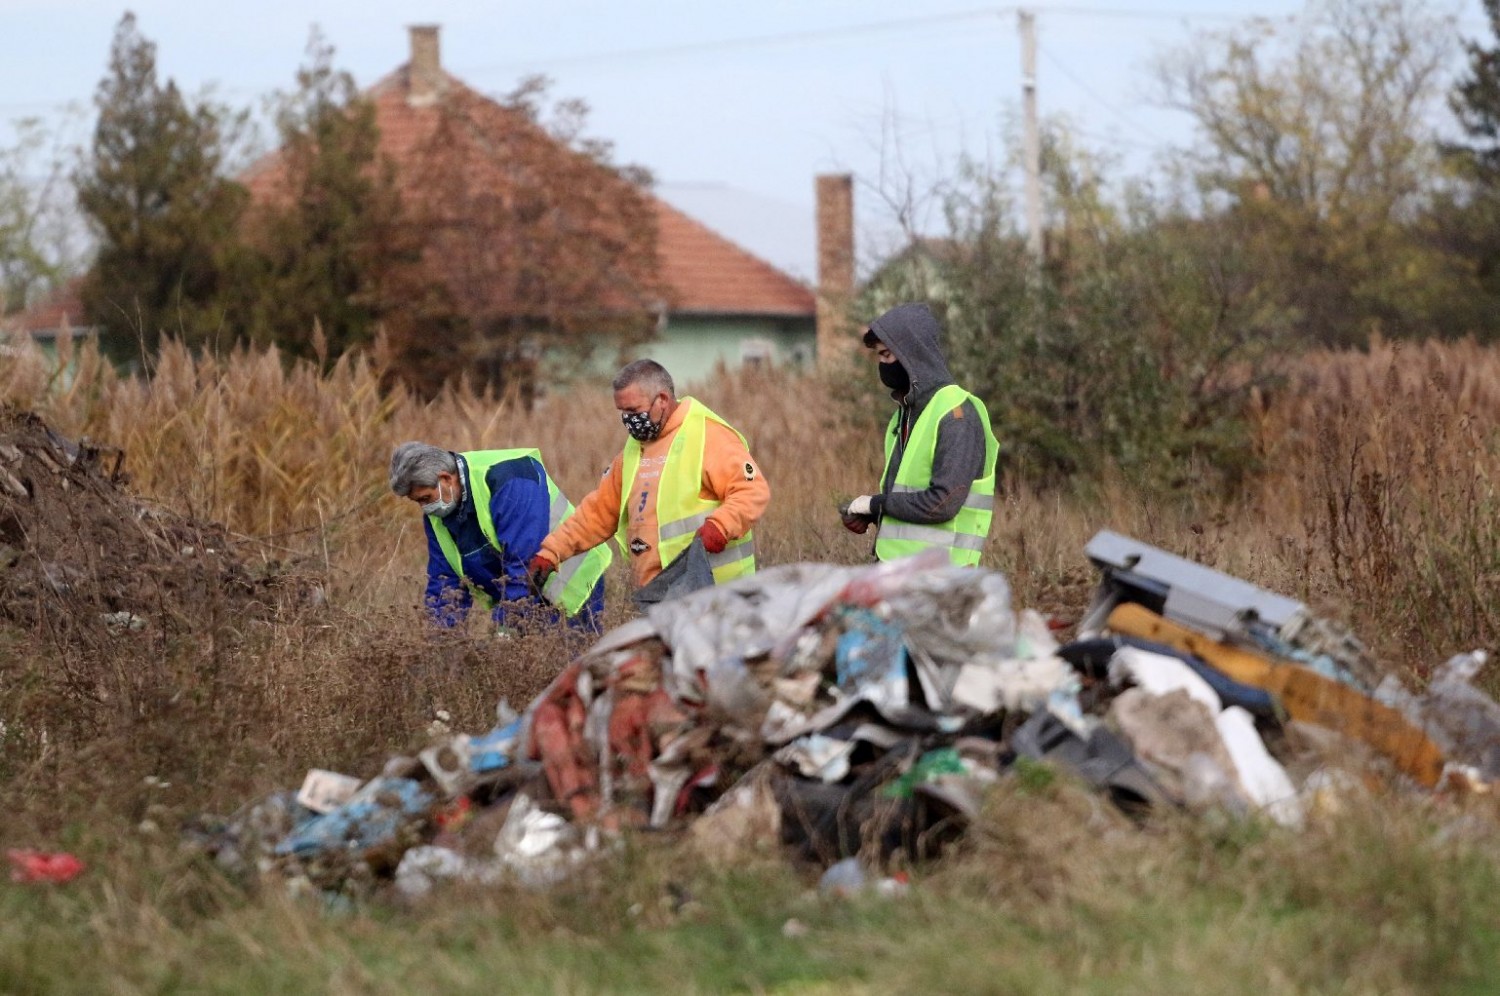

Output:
xmin=620 ymin=314 xmax=815 ymax=386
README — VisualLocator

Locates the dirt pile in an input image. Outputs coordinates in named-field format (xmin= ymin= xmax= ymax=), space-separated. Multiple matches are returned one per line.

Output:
xmin=0 ymin=404 xmax=300 ymax=635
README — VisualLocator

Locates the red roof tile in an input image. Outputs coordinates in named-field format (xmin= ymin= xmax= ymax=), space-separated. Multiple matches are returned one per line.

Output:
xmin=653 ymin=198 xmax=814 ymax=317
xmin=250 ymin=64 xmax=813 ymax=320
xmin=13 ymin=60 xmax=814 ymax=335
xmin=4 ymin=278 xmax=86 ymax=336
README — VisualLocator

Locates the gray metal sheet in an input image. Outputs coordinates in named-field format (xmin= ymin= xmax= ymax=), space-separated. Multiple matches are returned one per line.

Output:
xmin=1085 ymin=530 xmax=1304 ymax=638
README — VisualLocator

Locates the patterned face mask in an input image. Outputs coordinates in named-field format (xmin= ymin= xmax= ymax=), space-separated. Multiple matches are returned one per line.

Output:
xmin=421 ymin=479 xmax=457 ymax=518
xmin=621 ymin=400 xmax=663 ymax=442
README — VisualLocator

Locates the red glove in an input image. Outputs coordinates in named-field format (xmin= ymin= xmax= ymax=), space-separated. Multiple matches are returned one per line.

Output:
xmin=527 ymin=553 xmax=556 ymax=593
xmin=696 ymin=519 xmax=728 ymax=554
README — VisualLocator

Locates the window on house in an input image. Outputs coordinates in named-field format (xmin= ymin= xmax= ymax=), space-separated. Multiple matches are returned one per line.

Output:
xmin=740 ymin=337 xmax=775 ymax=368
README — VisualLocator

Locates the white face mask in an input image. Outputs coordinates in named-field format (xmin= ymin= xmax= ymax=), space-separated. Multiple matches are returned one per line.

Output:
xmin=421 ymin=479 xmax=457 ymax=518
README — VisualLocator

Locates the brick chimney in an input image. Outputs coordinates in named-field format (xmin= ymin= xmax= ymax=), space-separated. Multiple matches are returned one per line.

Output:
xmin=815 ymin=173 xmax=855 ymax=369
xmin=408 ymin=25 xmax=445 ymax=106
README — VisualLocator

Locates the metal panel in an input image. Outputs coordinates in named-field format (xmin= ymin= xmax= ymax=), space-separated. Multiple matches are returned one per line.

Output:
xmin=1084 ymin=530 xmax=1304 ymax=639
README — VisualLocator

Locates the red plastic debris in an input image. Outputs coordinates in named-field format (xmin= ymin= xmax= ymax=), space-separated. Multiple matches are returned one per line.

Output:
xmin=433 ymin=796 xmax=472 ymax=832
xmin=7 ymin=849 xmax=86 ymax=884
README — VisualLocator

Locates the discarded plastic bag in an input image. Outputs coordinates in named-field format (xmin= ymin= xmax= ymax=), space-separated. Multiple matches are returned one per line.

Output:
xmin=8 ymin=850 xmax=85 ymax=884
xmin=634 ymin=538 xmax=714 ymax=609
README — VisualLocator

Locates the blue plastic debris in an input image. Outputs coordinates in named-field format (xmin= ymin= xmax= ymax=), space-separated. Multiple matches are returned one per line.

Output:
xmin=834 ymin=608 xmax=908 ymax=694
xmin=274 ymin=778 xmax=435 ymax=858
xmin=469 ymin=717 xmax=524 ymax=773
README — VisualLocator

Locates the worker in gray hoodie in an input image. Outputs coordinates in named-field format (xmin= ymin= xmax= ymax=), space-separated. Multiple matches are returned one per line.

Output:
xmin=840 ymin=302 xmax=999 ymax=565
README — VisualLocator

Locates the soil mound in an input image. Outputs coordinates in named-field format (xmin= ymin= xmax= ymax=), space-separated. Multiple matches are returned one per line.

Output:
xmin=0 ymin=405 xmax=295 ymax=633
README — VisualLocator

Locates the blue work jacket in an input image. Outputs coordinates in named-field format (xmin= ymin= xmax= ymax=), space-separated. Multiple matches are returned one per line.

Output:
xmin=423 ymin=453 xmax=604 ymax=632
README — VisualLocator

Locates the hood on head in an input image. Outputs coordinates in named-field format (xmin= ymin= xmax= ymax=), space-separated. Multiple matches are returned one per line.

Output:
xmin=867 ymin=302 xmax=953 ymax=398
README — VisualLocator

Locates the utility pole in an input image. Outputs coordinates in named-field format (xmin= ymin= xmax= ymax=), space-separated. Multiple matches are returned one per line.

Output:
xmin=1019 ymin=8 xmax=1043 ymax=263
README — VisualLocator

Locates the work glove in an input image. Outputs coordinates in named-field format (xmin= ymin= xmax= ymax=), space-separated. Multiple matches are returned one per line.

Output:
xmin=527 ymin=553 xmax=556 ymax=594
xmin=839 ymin=495 xmax=876 ymax=534
xmin=696 ymin=519 xmax=728 ymax=554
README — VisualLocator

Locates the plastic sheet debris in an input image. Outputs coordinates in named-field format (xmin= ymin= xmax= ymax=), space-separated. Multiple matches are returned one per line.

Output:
xmin=1109 ymin=689 xmax=1240 ymax=809
xmin=1378 ymin=650 xmax=1500 ymax=780
xmin=689 ymin=767 xmax=783 ymax=866
xmin=818 ymin=857 xmax=867 ymax=897
xmin=274 ymin=778 xmax=434 ymax=866
xmin=296 ymin=769 xmax=363 ymax=815
xmin=394 ymin=845 xmax=501 ymax=898
xmin=1011 ymin=709 xmax=1165 ymax=810
xmin=194 ymin=532 xmax=1500 ymax=898
xmin=775 ymin=734 xmax=856 ymax=783
xmin=493 ymin=794 xmax=597 ymax=887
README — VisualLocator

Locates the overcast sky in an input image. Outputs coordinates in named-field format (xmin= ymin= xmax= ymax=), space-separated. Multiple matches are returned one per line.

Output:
xmin=3 ymin=0 xmax=1491 ymax=280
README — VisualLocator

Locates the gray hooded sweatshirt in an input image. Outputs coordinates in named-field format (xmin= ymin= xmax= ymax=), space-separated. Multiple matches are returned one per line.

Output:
xmin=866 ymin=302 xmax=991 ymax=527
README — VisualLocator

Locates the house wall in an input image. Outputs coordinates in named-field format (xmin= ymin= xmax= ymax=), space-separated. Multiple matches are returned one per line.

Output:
xmin=626 ymin=314 xmax=816 ymax=386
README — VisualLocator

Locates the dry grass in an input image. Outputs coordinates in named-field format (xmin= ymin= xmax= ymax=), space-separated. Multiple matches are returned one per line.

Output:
xmin=2 ymin=331 xmax=1500 ymax=991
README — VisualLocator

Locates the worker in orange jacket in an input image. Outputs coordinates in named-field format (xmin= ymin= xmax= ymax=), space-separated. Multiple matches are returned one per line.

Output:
xmin=528 ymin=359 xmax=769 ymax=592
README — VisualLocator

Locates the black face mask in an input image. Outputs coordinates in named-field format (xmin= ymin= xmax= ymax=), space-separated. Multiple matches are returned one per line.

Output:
xmin=622 ymin=400 xmax=663 ymax=442
xmin=879 ymin=360 xmax=910 ymax=395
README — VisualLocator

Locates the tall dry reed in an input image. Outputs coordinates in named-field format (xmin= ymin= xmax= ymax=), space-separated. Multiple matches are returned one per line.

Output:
xmin=1253 ymin=336 xmax=1500 ymax=669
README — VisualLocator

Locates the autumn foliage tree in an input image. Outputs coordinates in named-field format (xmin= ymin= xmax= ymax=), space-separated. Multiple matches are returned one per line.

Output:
xmin=74 ymin=13 xmax=249 ymax=366
xmin=0 ymin=119 xmax=82 ymax=316
xmin=1445 ymin=0 xmax=1500 ymax=300
xmin=237 ymin=32 xmax=427 ymax=365
xmin=394 ymin=77 xmax=665 ymax=399
xmin=1155 ymin=0 xmax=1489 ymax=345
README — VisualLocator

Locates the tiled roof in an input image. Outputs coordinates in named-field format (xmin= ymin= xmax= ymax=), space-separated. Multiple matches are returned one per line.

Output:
xmin=13 ymin=60 xmax=815 ymax=335
xmin=653 ymin=197 xmax=814 ymax=317
xmin=4 ymin=278 xmax=86 ymax=336
xmin=248 ymin=65 xmax=814 ymax=320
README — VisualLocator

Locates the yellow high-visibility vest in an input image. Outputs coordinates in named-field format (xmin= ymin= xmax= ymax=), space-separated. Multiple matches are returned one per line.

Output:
xmin=618 ymin=398 xmax=756 ymax=584
xmin=430 ymin=449 xmax=611 ymax=616
xmin=874 ymin=385 xmax=998 ymax=566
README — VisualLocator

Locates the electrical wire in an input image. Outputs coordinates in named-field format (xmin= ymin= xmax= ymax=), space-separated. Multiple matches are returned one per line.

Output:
xmin=1 ymin=5 xmax=1286 ymax=114
xmin=1039 ymin=42 xmax=1167 ymax=145
xmin=463 ymin=7 xmax=1016 ymax=77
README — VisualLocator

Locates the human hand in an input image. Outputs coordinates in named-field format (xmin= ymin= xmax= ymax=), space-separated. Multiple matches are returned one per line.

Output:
xmin=839 ymin=495 xmax=876 ymax=534
xmin=527 ymin=553 xmax=556 ymax=593
xmin=696 ymin=519 xmax=728 ymax=554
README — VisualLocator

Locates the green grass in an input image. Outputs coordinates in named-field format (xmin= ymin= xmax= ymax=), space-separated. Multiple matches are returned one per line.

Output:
xmin=5 ymin=343 xmax=1500 ymax=993
xmin=6 ymin=786 xmax=1500 ymax=994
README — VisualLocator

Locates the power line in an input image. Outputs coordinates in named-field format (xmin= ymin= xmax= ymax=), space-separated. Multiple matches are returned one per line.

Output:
xmin=1039 ymin=42 xmax=1167 ymax=144
xmin=0 ymin=5 xmax=1282 ymax=118
xmin=1040 ymin=5 xmax=1242 ymax=22
xmin=463 ymin=7 xmax=1017 ymax=76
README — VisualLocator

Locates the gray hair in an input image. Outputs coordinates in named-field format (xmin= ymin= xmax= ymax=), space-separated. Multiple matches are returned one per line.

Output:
xmin=389 ymin=441 xmax=457 ymax=496
xmin=612 ymin=358 xmax=675 ymax=399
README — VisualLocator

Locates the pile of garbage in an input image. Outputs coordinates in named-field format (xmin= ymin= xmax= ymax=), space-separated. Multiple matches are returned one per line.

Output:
xmin=0 ymin=405 xmax=299 ymax=635
xmin=194 ymin=532 xmax=1500 ymax=898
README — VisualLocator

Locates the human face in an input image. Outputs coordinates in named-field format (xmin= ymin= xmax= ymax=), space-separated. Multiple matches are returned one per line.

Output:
xmin=867 ymin=337 xmax=897 ymax=366
xmin=615 ymin=384 xmax=670 ymax=441
xmin=406 ymin=471 xmax=459 ymax=509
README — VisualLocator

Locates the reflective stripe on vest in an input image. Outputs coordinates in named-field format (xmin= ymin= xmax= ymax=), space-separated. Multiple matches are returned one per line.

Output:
xmin=430 ymin=449 xmax=611 ymax=616
xmin=874 ymin=385 xmax=998 ymax=567
xmin=618 ymin=397 xmax=756 ymax=585
xmin=890 ymin=483 xmax=996 ymax=513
